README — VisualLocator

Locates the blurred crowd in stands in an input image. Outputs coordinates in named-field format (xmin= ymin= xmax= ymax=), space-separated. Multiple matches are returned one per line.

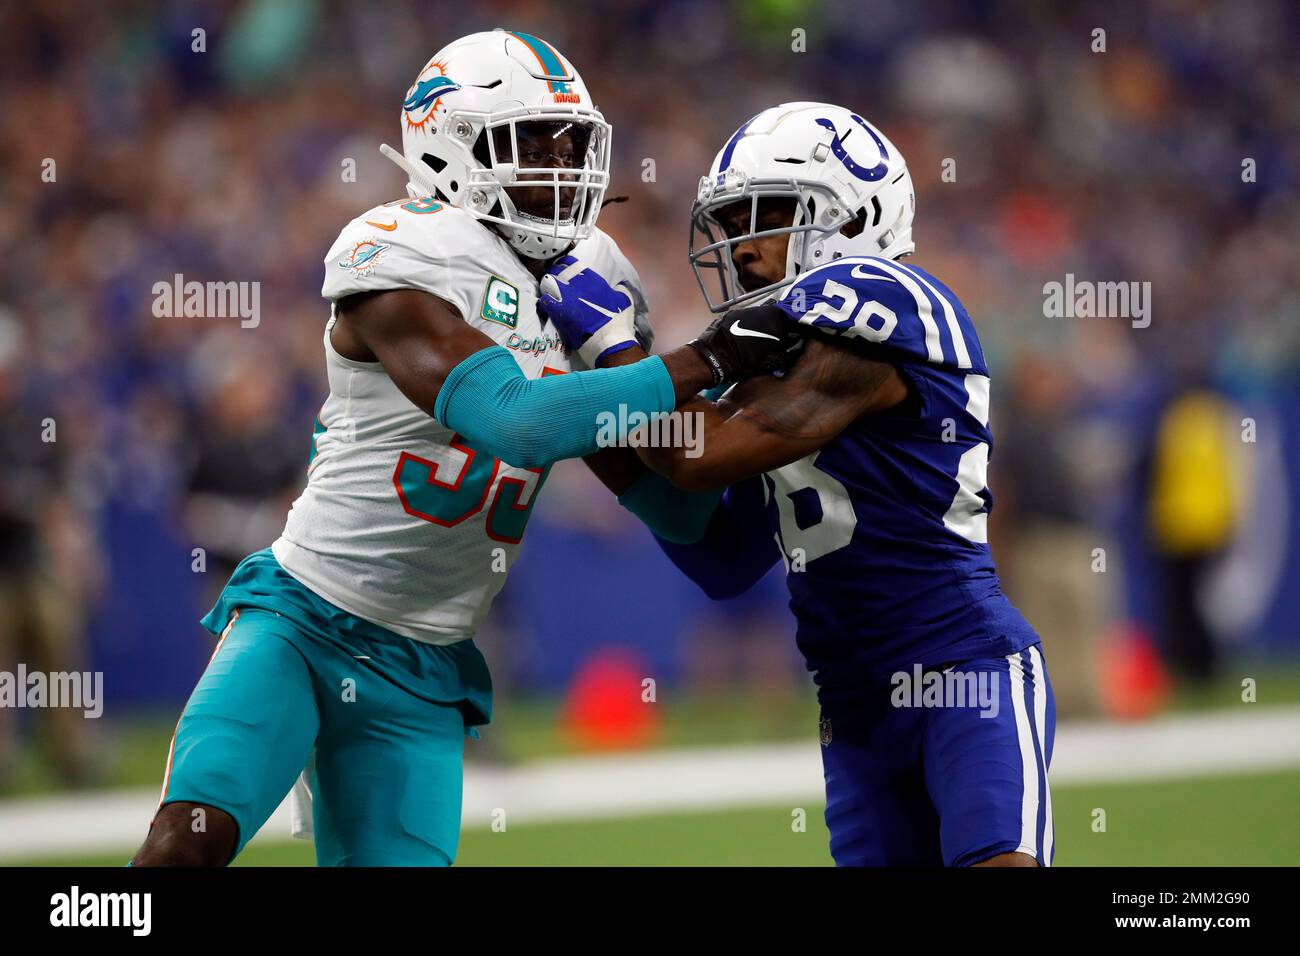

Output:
xmin=1 ymin=0 xmax=1297 ymax=781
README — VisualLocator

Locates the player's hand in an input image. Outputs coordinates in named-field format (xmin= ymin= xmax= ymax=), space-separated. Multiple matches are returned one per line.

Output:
xmin=687 ymin=302 xmax=806 ymax=386
xmin=538 ymin=256 xmax=639 ymax=367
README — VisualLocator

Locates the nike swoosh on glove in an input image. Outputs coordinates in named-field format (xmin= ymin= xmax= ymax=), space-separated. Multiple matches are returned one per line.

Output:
xmin=688 ymin=302 xmax=806 ymax=386
xmin=538 ymin=255 xmax=640 ymax=367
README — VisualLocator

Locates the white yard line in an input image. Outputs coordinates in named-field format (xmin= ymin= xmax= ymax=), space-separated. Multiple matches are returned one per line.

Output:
xmin=1 ymin=706 xmax=1297 ymax=861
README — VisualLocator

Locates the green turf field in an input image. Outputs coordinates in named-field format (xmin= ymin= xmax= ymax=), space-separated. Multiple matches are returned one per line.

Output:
xmin=9 ymin=767 xmax=1298 ymax=867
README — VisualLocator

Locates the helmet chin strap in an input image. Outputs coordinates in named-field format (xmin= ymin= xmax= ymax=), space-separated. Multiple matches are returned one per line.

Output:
xmin=493 ymin=187 xmax=577 ymax=260
xmin=502 ymin=225 xmax=575 ymax=261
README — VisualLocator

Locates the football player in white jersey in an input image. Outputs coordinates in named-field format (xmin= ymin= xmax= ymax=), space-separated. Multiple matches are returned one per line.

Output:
xmin=132 ymin=30 xmax=801 ymax=867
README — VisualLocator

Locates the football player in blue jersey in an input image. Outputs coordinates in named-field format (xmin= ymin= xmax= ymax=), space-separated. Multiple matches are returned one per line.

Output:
xmin=540 ymin=102 xmax=1054 ymax=867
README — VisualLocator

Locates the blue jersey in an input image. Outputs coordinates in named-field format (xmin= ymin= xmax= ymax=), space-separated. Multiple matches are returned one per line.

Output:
xmin=760 ymin=256 xmax=1038 ymax=698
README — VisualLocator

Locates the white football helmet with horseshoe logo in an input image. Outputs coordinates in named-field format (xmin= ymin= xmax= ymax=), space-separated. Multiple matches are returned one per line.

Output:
xmin=689 ymin=102 xmax=915 ymax=312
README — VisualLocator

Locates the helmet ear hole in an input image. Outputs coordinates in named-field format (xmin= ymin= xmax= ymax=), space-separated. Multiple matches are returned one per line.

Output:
xmin=841 ymin=207 xmax=868 ymax=239
xmin=419 ymin=154 xmax=456 ymax=201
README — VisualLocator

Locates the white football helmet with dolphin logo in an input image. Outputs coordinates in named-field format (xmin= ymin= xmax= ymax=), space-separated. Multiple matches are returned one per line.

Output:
xmin=689 ymin=102 xmax=915 ymax=312
xmin=381 ymin=29 xmax=611 ymax=260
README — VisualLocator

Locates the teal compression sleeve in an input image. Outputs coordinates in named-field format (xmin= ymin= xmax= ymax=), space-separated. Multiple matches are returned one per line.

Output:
xmin=434 ymin=347 xmax=675 ymax=468
xmin=617 ymin=469 xmax=723 ymax=544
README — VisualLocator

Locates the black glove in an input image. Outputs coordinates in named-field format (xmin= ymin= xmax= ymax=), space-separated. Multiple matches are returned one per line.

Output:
xmin=687 ymin=302 xmax=805 ymax=387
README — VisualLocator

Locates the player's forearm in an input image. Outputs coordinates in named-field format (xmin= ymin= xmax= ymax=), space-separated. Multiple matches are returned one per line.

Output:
xmin=578 ymin=345 xmax=656 ymax=494
xmin=640 ymin=337 xmax=905 ymax=489
xmin=582 ymin=343 xmax=728 ymax=496
xmin=635 ymin=398 xmax=759 ymax=491
xmin=602 ymin=342 xmax=716 ymax=406
xmin=607 ymin=345 xmax=745 ymax=489
xmin=435 ymin=346 xmax=680 ymax=468
xmin=581 ymin=446 xmax=645 ymax=496
xmin=582 ymin=346 xmax=734 ymax=535
xmin=612 ymin=469 xmax=722 ymax=543
xmin=611 ymin=348 xmax=777 ymax=490
xmin=652 ymin=476 xmax=781 ymax=599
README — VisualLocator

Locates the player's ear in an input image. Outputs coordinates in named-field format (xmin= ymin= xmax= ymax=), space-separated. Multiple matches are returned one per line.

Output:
xmin=840 ymin=208 xmax=867 ymax=239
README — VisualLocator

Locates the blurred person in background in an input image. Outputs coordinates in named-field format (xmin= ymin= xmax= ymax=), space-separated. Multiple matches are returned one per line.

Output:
xmin=1146 ymin=380 xmax=1243 ymax=683
xmin=183 ymin=336 xmax=305 ymax=600
xmin=993 ymin=350 xmax=1104 ymax=717
xmin=0 ymin=313 xmax=103 ymax=789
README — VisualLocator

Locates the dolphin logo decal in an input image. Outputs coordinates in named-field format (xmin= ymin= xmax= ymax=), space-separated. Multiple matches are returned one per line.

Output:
xmin=404 ymin=75 xmax=461 ymax=114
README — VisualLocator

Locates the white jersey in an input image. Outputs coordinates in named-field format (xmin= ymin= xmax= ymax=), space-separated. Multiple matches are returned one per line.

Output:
xmin=271 ymin=196 xmax=648 ymax=644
